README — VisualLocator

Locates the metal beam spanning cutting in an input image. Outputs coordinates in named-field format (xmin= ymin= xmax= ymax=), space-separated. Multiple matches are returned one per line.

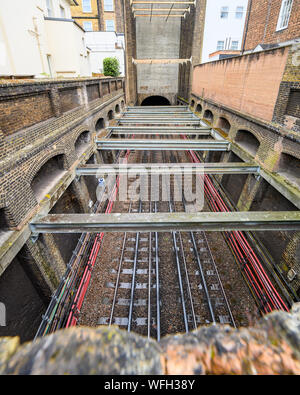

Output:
xmin=122 ymin=110 xmax=190 ymax=114
xmin=30 ymin=211 xmax=300 ymax=233
xmin=123 ymin=113 xmax=195 ymax=118
xmin=107 ymin=127 xmax=211 ymax=135
xmin=126 ymin=106 xmax=189 ymax=110
xmin=118 ymin=119 xmax=201 ymax=125
xmin=131 ymin=1 xmax=195 ymax=4
xmin=75 ymin=163 xmax=260 ymax=176
xmin=134 ymin=14 xmax=185 ymax=17
xmin=96 ymin=139 xmax=230 ymax=151
xmin=132 ymin=58 xmax=191 ymax=64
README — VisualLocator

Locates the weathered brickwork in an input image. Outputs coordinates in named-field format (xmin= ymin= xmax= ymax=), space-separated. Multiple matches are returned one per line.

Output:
xmin=0 ymin=77 xmax=125 ymax=229
xmin=192 ymin=45 xmax=291 ymax=123
xmin=123 ymin=1 xmax=137 ymax=105
xmin=189 ymin=92 xmax=300 ymax=295
xmin=273 ymin=44 xmax=300 ymax=131
xmin=178 ymin=0 xmax=206 ymax=101
xmin=0 ymin=92 xmax=54 ymax=136
xmin=242 ymin=0 xmax=300 ymax=51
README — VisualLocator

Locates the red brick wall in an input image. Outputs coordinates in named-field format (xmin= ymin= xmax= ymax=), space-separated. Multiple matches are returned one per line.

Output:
xmin=243 ymin=0 xmax=300 ymax=51
xmin=192 ymin=46 xmax=289 ymax=122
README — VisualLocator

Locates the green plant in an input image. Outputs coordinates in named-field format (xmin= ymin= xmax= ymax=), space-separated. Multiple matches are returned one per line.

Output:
xmin=103 ymin=57 xmax=120 ymax=77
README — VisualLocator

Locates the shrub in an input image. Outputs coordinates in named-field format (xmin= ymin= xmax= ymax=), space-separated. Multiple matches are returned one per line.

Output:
xmin=103 ymin=57 xmax=120 ymax=77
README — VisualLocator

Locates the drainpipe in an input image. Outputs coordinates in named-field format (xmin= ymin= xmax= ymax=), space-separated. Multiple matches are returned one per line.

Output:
xmin=241 ymin=0 xmax=252 ymax=54
xmin=96 ymin=0 xmax=102 ymax=30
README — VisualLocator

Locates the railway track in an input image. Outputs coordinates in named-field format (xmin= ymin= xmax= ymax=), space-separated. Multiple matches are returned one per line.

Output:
xmin=37 ymin=106 xmax=289 ymax=340
xmin=97 ymin=137 xmax=236 ymax=339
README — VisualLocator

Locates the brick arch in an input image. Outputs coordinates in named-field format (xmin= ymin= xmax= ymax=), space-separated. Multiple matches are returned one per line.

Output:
xmin=93 ymin=113 xmax=107 ymax=132
xmin=72 ymin=125 xmax=93 ymax=146
xmin=107 ymin=109 xmax=114 ymax=120
xmin=203 ymin=108 xmax=214 ymax=122
xmin=74 ymin=130 xmax=92 ymax=156
xmin=234 ymin=126 xmax=263 ymax=145
xmin=195 ymin=102 xmax=203 ymax=113
xmin=216 ymin=116 xmax=232 ymax=135
xmin=140 ymin=95 xmax=171 ymax=106
xmin=25 ymin=150 xmax=69 ymax=184
xmin=275 ymin=151 xmax=300 ymax=188
xmin=235 ymin=129 xmax=261 ymax=157
xmin=281 ymin=146 xmax=300 ymax=161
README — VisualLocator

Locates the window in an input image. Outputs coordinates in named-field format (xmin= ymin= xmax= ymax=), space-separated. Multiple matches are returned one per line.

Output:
xmin=220 ymin=6 xmax=229 ymax=18
xmin=104 ymin=0 xmax=114 ymax=12
xmin=82 ymin=0 xmax=92 ymax=13
xmin=235 ymin=6 xmax=244 ymax=19
xmin=231 ymin=41 xmax=239 ymax=50
xmin=105 ymin=19 xmax=115 ymax=31
xmin=276 ymin=0 xmax=293 ymax=31
xmin=83 ymin=21 xmax=93 ymax=31
xmin=60 ymin=5 xmax=66 ymax=18
xmin=46 ymin=0 xmax=53 ymax=17
xmin=217 ymin=41 xmax=224 ymax=51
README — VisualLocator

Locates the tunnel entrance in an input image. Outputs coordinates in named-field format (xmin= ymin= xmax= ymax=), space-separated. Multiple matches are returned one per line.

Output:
xmin=141 ymin=96 xmax=170 ymax=106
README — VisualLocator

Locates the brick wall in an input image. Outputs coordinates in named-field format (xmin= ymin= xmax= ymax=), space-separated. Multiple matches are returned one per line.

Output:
xmin=87 ymin=83 xmax=100 ymax=101
xmin=71 ymin=0 xmax=124 ymax=33
xmin=60 ymin=87 xmax=81 ymax=113
xmin=124 ymin=1 xmax=137 ymax=105
xmin=192 ymin=45 xmax=290 ymax=123
xmin=178 ymin=0 xmax=206 ymax=101
xmin=0 ymin=77 xmax=124 ymax=228
xmin=273 ymin=43 xmax=300 ymax=130
xmin=243 ymin=0 xmax=300 ymax=51
xmin=71 ymin=0 xmax=100 ymax=30
xmin=0 ymin=92 xmax=54 ymax=136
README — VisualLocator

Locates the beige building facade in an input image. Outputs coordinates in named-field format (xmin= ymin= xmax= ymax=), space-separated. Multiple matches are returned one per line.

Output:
xmin=0 ymin=0 xmax=91 ymax=78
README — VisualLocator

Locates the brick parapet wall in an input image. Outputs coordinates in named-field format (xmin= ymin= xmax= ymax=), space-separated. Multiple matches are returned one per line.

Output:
xmin=192 ymin=45 xmax=291 ymax=124
xmin=189 ymin=93 xmax=300 ymax=195
xmin=0 ymin=77 xmax=125 ymax=228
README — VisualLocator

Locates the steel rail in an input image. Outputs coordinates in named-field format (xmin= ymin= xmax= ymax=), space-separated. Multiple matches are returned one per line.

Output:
xmin=202 ymin=230 xmax=236 ymax=327
xmin=154 ymin=201 xmax=161 ymax=341
xmin=127 ymin=200 xmax=142 ymax=332
xmin=109 ymin=202 xmax=133 ymax=326
xmin=168 ymin=200 xmax=189 ymax=333
xmin=174 ymin=206 xmax=197 ymax=330
xmin=147 ymin=202 xmax=152 ymax=339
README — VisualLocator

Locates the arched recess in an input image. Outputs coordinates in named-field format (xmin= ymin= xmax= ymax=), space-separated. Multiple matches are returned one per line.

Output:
xmin=141 ymin=96 xmax=170 ymax=106
xmin=276 ymin=152 xmax=300 ymax=188
xmin=235 ymin=129 xmax=260 ymax=157
xmin=115 ymin=104 xmax=120 ymax=114
xmin=196 ymin=103 xmax=202 ymax=113
xmin=203 ymin=109 xmax=214 ymax=122
xmin=75 ymin=130 xmax=91 ymax=157
xmin=31 ymin=154 xmax=67 ymax=203
xmin=0 ymin=207 xmax=9 ymax=230
xmin=121 ymin=100 xmax=125 ymax=109
xmin=191 ymin=100 xmax=195 ymax=108
xmin=108 ymin=110 xmax=114 ymax=120
xmin=95 ymin=117 xmax=105 ymax=132
xmin=217 ymin=117 xmax=231 ymax=135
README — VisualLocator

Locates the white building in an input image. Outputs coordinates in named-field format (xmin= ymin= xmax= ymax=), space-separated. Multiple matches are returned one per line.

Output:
xmin=201 ymin=0 xmax=249 ymax=63
xmin=0 ymin=0 xmax=91 ymax=78
xmin=85 ymin=31 xmax=125 ymax=76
